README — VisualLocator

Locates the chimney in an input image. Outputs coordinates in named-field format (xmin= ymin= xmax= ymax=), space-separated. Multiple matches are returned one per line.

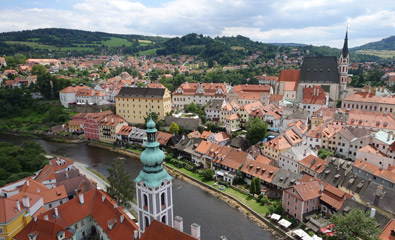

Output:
xmin=376 ymin=185 xmax=383 ymax=197
xmin=303 ymin=149 xmax=307 ymax=156
xmin=191 ymin=223 xmax=201 ymax=240
xmin=66 ymin=172 xmax=68 ymax=178
xmin=174 ymin=216 xmax=184 ymax=232
xmin=134 ymin=230 xmax=139 ymax=240
xmin=102 ymin=195 xmax=105 ymax=202
xmin=79 ymin=194 xmax=84 ymax=204
xmin=317 ymin=88 xmax=319 ymax=96
xmin=22 ymin=197 xmax=30 ymax=208
xmin=111 ymin=117 xmax=114 ymax=124
xmin=16 ymin=200 xmax=21 ymax=211
xmin=44 ymin=215 xmax=49 ymax=220
xmin=26 ymin=180 xmax=29 ymax=187
xmin=104 ymin=116 xmax=107 ymax=122
xmin=55 ymin=207 xmax=59 ymax=217
xmin=34 ymin=216 xmax=37 ymax=222
xmin=120 ymin=214 xmax=125 ymax=223
xmin=370 ymin=208 xmax=376 ymax=218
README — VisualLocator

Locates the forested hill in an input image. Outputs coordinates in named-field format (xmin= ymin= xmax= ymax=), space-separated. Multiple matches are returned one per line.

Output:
xmin=352 ymin=36 xmax=395 ymax=51
xmin=0 ymin=28 xmax=383 ymax=63
xmin=0 ymin=28 xmax=166 ymax=57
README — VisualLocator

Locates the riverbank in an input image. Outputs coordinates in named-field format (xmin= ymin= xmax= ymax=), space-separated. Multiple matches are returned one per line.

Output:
xmin=87 ymin=141 xmax=142 ymax=159
xmin=165 ymin=166 xmax=293 ymax=240
xmin=88 ymin=142 xmax=292 ymax=239
xmin=0 ymin=130 xmax=86 ymax=143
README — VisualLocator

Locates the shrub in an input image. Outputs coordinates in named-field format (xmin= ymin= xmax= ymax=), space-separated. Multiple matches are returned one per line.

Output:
xmin=199 ymin=169 xmax=215 ymax=180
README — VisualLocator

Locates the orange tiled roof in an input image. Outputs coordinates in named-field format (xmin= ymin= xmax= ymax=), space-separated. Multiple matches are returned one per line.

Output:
xmin=117 ymin=125 xmax=134 ymax=136
xmin=264 ymin=135 xmax=292 ymax=150
xmin=378 ymin=219 xmax=395 ymax=240
xmin=354 ymin=159 xmax=395 ymax=183
xmin=200 ymin=131 xmax=212 ymax=140
xmin=344 ymin=92 xmax=395 ymax=105
xmin=241 ymin=159 xmax=279 ymax=183
xmin=99 ymin=115 xmax=126 ymax=127
xmin=299 ymin=155 xmax=328 ymax=174
xmin=290 ymin=181 xmax=321 ymax=201
xmin=59 ymin=85 xmax=90 ymax=93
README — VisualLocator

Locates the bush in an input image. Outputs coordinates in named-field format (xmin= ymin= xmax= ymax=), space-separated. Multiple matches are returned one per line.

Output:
xmin=199 ymin=169 xmax=215 ymax=180
xmin=218 ymin=180 xmax=230 ymax=187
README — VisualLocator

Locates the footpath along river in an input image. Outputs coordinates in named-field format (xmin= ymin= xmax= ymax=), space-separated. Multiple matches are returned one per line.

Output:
xmin=0 ymin=133 xmax=277 ymax=240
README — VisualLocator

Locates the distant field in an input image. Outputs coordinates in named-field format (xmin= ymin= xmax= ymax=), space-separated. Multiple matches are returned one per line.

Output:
xmin=102 ymin=37 xmax=133 ymax=47
xmin=138 ymin=39 xmax=152 ymax=46
xmin=139 ymin=48 xmax=160 ymax=56
xmin=231 ymin=46 xmax=245 ymax=50
xmin=5 ymin=41 xmax=56 ymax=49
xmin=356 ymin=49 xmax=395 ymax=59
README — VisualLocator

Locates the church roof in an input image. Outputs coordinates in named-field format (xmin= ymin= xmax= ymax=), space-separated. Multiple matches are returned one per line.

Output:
xmin=299 ymin=57 xmax=339 ymax=84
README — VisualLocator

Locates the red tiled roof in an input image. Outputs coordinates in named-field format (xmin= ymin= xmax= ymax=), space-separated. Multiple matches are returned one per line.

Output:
xmin=140 ymin=220 xmax=197 ymax=240
xmin=13 ymin=218 xmax=74 ymax=240
xmin=303 ymin=86 xmax=326 ymax=105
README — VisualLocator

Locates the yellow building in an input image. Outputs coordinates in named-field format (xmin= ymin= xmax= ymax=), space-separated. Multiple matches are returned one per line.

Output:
xmin=115 ymin=87 xmax=171 ymax=124
xmin=321 ymin=124 xmax=343 ymax=152
xmin=225 ymin=113 xmax=241 ymax=134
xmin=98 ymin=115 xmax=127 ymax=143
xmin=0 ymin=198 xmax=32 ymax=240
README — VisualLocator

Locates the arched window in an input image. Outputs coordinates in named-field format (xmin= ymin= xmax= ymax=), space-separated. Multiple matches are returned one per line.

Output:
xmin=161 ymin=192 xmax=166 ymax=208
xmin=143 ymin=194 xmax=148 ymax=210
xmin=161 ymin=215 xmax=166 ymax=224
xmin=145 ymin=216 xmax=149 ymax=228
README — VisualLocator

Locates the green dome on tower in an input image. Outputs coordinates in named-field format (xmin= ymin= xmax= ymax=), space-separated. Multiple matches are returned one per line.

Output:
xmin=135 ymin=109 xmax=172 ymax=188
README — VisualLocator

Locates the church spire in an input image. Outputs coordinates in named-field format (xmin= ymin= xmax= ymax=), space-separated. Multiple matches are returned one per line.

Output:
xmin=342 ymin=29 xmax=349 ymax=58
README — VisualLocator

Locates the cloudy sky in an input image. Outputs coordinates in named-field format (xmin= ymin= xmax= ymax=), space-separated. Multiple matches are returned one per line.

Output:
xmin=1 ymin=0 xmax=394 ymax=48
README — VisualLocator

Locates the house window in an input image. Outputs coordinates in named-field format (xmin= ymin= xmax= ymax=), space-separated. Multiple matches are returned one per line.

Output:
xmin=0 ymin=227 xmax=3 ymax=233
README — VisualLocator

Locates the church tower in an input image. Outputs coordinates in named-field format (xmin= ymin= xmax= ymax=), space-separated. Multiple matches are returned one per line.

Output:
xmin=135 ymin=110 xmax=173 ymax=237
xmin=339 ymin=30 xmax=349 ymax=92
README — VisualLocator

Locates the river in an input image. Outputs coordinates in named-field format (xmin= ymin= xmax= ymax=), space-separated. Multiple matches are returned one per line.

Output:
xmin=0 ymin=133 xmax=276 ymax=240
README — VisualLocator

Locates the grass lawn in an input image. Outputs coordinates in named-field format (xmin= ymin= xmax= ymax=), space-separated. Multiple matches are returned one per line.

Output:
xmin=165 ymin=162 xmax=272 ymax=215
xmin=231 ymin=46 xmax=245 ymax=51
xmin=86 ymin=167 xmax=110 ymax=184
xmin=126 ymin=148 xmax=143 ymax=154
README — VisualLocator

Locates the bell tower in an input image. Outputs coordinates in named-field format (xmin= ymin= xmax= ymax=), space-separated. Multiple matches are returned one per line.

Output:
xmin=339 ymin=29 xmax=349 ymax=92
xmin=135 ymin=109 xmax=173 ymax=237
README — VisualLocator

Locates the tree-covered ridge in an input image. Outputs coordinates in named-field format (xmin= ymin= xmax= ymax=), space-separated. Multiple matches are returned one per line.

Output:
xmin=0 ymin=141 xmax=48 ymax=186
xmin=0 ymin=28 xmax=386 ymax=62
xmin=352 ymin=35 xmax=395 ymax=51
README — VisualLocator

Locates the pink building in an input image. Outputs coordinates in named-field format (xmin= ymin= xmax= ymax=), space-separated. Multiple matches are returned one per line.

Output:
xmin=282 ymin=181 xmax=321 ymax=222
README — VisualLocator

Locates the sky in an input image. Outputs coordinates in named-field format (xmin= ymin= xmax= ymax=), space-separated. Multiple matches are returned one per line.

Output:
xmin=0 ymin=0 xmax=394 ymax=48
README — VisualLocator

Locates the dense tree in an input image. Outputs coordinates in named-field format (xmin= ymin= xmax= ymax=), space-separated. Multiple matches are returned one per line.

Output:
xmin=107 ymin=158 xmax=135 ymax=209
xmin=246 ymin=118 xmax=268 ymax=144
xmin=232 ymin=168 xmax=245 ymax=185
xmin=318 ymin=149 xmax=334 ymax=159
xmin=0 ymin=141 xmax=47 ymax=186
xmin=330 ymin=208 xmax=381 ymax=240
xmin=169 ymin=122 xmax=180 ymax=135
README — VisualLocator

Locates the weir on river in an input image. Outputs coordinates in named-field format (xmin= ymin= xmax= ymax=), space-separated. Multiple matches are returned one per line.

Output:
xmin=0 ymin=133 xmax=276 ymax=240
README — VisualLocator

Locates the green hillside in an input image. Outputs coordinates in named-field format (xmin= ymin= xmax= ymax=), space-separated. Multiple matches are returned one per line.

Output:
xmin=352 ymin=36 xmax=395 ymax=51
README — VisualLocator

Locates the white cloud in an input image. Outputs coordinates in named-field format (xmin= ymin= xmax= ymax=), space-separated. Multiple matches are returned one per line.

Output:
xmin=0 ymin=0 xmax=394 ymax=48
